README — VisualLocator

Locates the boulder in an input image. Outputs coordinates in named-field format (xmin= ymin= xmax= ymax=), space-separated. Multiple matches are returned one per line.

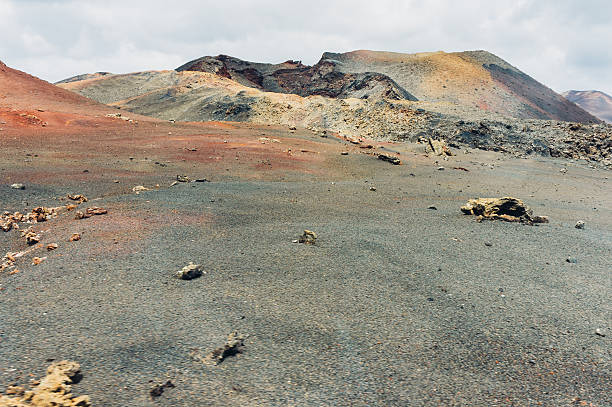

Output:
xmin=461 ymin=197 xmax=549 ymax=225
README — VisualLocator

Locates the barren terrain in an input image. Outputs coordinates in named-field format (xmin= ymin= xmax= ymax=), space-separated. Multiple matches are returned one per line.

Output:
xmin=1 ymin=59 xmax=611 ymax=406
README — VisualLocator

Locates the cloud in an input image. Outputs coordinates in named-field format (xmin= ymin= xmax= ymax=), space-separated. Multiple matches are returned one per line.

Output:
xmin=0 ymin=0 xmax=610 ymax=93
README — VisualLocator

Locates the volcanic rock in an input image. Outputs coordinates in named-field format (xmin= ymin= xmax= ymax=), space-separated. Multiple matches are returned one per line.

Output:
xmin=176 ymin=262 xmax=204 ymax=280
xmin=298 ymin=230 xmax=317 ymax=244
xmin=0 ymin=360 xmax=90 ymax=407
xmin=461 ymin=197 xmax=548 ymax=225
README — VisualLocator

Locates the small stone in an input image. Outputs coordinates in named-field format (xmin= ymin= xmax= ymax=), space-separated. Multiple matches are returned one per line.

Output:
xmin=427 ymin=206 xmax=437 ymax=210
xmin=298 ymin=230 xmax=317 ymax=245
xmin=46 ymin=243 xmax=58 ymax=251
xmin=150 ymin=380 xmax=175 ymax=399
xmin=32 ymin=256 xmax=46 ymax=265
xmin=24 ymin=231 xmax=41 ymax=245
xmin=291 ymin=239 xmax=299 ymax=243
xmin=437 ymin=166 xmax=445 ymax=171
xmin=594 ymin=328 xmax=605 ymax=337
xmin=369 ymin=186 xmax=377 ymax=191
xmin=566 ymin=256 xmax=577 ymax=264
xmin=132 ymin=185 xmax=149 ymax=194
xmin=10 ymin=183 xmax=25 ymax=190
xmin=340 ymin=151 xmax=349 ymax=155
xmin=69 ymin=233 xmax=81 ymax=242
xmin=176 ymin=262 xmax=204 ymax=280
xmin=484 ymin=242 xmax=493 ymax=247
xmin=176 ymin=175 xmax=190 ymax=183
xmin=575 ymin=220 xmax=585 ymax=229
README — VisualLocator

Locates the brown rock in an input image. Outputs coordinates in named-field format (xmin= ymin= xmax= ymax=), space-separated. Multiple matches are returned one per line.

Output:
xmin=0 ymin=360 xmax=90 ymax=406
xmin=66 ymin=194 xmax=88 ymax=204
xmin=428 ymin=138 xmax=453 ymax=156
xmin=69 ymin=233 xmax=81 ymax=242
xmin=461 ymin=197 xmax=548 ymax=225
xmin=298 ymin=230 xmax=317 ymax=244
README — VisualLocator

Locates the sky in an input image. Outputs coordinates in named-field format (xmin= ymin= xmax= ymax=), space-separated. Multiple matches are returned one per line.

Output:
xmin=0 ymin=0 xmax=610 ymax=94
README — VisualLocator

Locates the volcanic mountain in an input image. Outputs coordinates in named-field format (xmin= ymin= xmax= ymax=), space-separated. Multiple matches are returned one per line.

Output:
xmin=173 ymin=50 xmax=598 ymax=123
xmin=177 ymin=54 xmax=416 ymax=100
xmin=562 ymin=90 xmax=612 ymax=124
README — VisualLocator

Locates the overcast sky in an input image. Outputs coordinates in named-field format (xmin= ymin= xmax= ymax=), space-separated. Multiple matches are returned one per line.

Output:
xmin=0 ymin=0 xmax=610 ymax=94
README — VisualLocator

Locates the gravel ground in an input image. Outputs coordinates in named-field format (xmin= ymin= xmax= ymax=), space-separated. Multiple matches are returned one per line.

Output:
xmin=1 ymin=125 xmax=610 ymax=406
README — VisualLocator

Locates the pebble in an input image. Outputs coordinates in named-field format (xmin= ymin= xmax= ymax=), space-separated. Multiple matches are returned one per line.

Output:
xmin=566 ymin=256 xmax=577 ymax=264
xmin=176 ymin=262 xmax=204 ymax=280
xmin=437 ymin=166 xmax=445 ymax=171
xmin=10 ymin=183 xmax=25 ymax=190
xmin=594 ymin=328 xmax=605 ymax=337
xmin=575 ymin=220 xmax=585 ymax=229
xmin=340 ymin=151 xmax=349 ymax=155
xmin=484 ymin=242 xmax=493 ymax=247
xmin=369 ymin=186 xmax=377 ymax=191
xmin=427 ymin=205 xmax=437 ymax=210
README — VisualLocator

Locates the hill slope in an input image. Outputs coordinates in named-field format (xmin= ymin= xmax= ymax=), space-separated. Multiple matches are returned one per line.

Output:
xmin=0 ymin=60 xmax=114 ymax=115
xmin=323 ymin=50 xmax=598 ymax=123
xmin=57 ymin=68 xmax=611 ymax=166
xmin=562 ymin=90 xmax=612 ymax=123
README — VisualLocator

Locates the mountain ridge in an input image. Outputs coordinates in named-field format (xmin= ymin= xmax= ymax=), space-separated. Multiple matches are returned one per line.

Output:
xmin=562 ymin=90 xmax=612 ymax=124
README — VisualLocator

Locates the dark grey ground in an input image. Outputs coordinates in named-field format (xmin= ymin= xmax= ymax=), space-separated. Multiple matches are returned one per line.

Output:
xmin=1 ymin=145 xmax=610 ymax=406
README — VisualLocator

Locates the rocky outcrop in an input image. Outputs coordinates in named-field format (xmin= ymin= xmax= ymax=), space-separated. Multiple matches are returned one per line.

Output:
xmin=177 ymin=54 xmax=417 ymax=101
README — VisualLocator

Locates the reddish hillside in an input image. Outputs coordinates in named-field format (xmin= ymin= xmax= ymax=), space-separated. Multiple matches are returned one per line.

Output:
xmin=0 ymin=60 xmax=156 ymax=129
xmin=0 ymin=60 xmax=115 ymax=115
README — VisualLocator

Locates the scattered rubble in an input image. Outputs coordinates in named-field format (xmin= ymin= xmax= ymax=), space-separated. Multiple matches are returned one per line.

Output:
xmin=196 ymin=332 xmax=245 ymax=366
xmin=149 ymin=380 xmax=175 ymax=399
xmin=10 ymin=183 xmax=25 ymax=190
xmin=0 ymin=360 xmax=90 ymax=407
xmin=461 ymin=197 xmax=549 ymax=225
xmin=378 ymin=154 xmax=401 ymax=165
xmin=176 ymin=262 xmax=204 ymax=280
xmin=298 ymin=230 xmax=317 ymax=244
xmin=2 ymin=207 xmax=59 ymax=232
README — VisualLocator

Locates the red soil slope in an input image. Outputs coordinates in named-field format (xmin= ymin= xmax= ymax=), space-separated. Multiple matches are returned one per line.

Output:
xmin=0 ymin=60 xmax=158 ymax=130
